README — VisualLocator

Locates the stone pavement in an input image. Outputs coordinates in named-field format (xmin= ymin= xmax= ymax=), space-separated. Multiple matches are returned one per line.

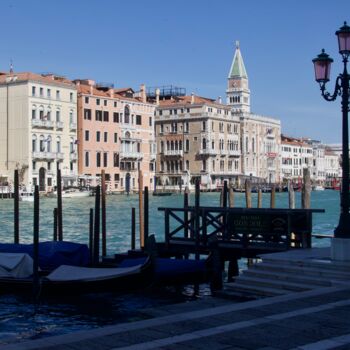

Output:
xmin=1 ymin=285 xmax=350 ymax=350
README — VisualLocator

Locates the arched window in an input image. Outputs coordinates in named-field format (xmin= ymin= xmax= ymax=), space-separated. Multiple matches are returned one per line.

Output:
xmin=39 ymin=135 xmax=45 ymax=152
xmin=252 ymin=138 xmax=255 ymax=153
xmin=186 ymin=160 xmax=190 ymax=170
xmin=69 ymin=110 xmax=74 ymax=124
xmin=46 ymin=135 xmax=52 ymax=152
xmin=70 ymin=137 xmax=74 ymax=153
xmin=125 ymin=131 xmax=131 ymax=139
xmin=179 ymin=140 xmax=182 ymax=150
xmin=85 ymin=152 xmax=89 ymax=167
xmin=32 ymin=105 xmax=37 ymax=120
xmin=160 ymin=141 xmax=164 ymax=153
xmin=166 ymin=141 xmax=170 ymax=151
xmin=186 ymin=139 xmax=190 ymax=152
xmin=56 ymin=109 xmax=61 ymax=122
xmin=46 ymin=107 xmax=51 ymax=121
xmin=124 ymin=105 xmax=130 ymax=123
xmin=202 ymin=138 xmax=206 ymax=150
xmin=245 ymin=137 xmax=249 ymax=152
xmin=56 ymin=136 xmax=61 ymax=153
xmin=39 ymin=106 xmax=44 ymax=120
xmin=171 ymin=141 xmax=174 ymax=150
xmin=32 ymin=134 xmax=37 ymax=152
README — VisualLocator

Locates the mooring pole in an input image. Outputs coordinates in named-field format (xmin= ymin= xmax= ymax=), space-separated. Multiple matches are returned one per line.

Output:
xmin=89 ymin=208 xmax=94 ymax=263
xmin=138 ymin=170 xmax=144 ymax=248
xmin=53 ymin=208 xmax=58 ymax=241
xmin=101 ymin=170 xmax=107 ymax=257
xmin=93 ymin=185 xmax=100 ymax=265
xmin=131 ymin=207 xmax=136 ymax=250
xmin=144 ymin=186 xmax=149 ymax=244
xmin=33 ymin=185 xmax=40 ymax=299
xmin=57 ymin=163 xmax=63 ymax=241
xmin=14 ymin=169 xmax=19 ymax=244
xmin=184 ymin=187 xmax=189 ymax=238
xmin=194 ymin=179 xmax=200 ymax=260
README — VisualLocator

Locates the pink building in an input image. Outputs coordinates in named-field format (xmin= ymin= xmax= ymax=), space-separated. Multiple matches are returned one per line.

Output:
xmin=75 ymin=80 xmax=156 ymax=193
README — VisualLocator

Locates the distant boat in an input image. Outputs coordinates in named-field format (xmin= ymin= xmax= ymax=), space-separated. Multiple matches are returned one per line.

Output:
xmin=19 ymin=192 xmax=34 ymax=202
xmin=48 ymin=188 xmax=92 ymax=198
xmin=313 ymin=185 xmax=325 ymax=191
xmin=153 ymin=191 xmax=172 ymax=196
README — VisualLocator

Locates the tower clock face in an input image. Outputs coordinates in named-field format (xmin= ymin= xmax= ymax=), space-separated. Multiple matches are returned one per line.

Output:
xmin=231 ymin=80 xmax=240 ymax=88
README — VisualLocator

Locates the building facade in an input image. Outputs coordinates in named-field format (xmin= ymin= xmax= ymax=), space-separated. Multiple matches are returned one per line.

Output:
xmin=75 ymin=80 xmax=156 ymax=193
xmin=0 ymin=71 xmax=77 ymax=192
xmin=154 ymin=92 xmax=241 ymax=190
xmin=226 ymin=42 xmax=281 ymax=183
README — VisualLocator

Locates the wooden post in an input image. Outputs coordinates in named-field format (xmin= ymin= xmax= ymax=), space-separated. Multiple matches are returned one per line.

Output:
xmin=223 ymin=180 xmax=228 ymax=208
xmin=194 ymin=179 xmax=200 ymax=260
xmin=57 ymin=164 xmax=63 ymax=241
xmin=302 ymin=168 xmax=312 ymax=248
xmin=53 ymin=208 xmax=58 ymax=241
xmin=257 ymin=189 xmax=263 ymax=208
xmin=270 ymin=184 xmax=276 ymax=208
xmin=14 ymin=169 xmax=19 ymax=244
xmin=144 ymin=186 xmax=149 ymax=244
xmin=302 ymin=168 xmax=311 ymax=209
xmin=131 ymin=207 xmax=136 ymax=250
xmin=184 ymin=188 xmax=189 ymax=238
xmin=33 ymin=185 xmax=39 ymax=299
xmin=288 ymin=180 xmax=295 ymax=209
xmin=138 ymin=170 xmax=144 ymax=248
xmin=101 ymin=170 xmax=107 ymax=257
xmin=89 ymin=208 xmax=94 ymax=263
xmin=93 ymin=185 xmax=100 ymax=265
xmin=229 ymin=183 xmax=234 ymax=208
xmin=245 ymin=180 xmax=252 ymax=208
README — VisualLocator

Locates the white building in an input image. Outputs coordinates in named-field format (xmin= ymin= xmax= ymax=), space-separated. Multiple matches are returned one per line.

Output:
xmin=280 ymin=135 xmax=313 ymax=181
xmin=0 ymin=71 xmax=77 ymax=192
xmin=226 ymin=42 xmax=281 ymax=183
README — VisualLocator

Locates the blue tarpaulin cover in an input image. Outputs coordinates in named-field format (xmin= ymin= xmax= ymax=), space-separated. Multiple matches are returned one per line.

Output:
xmin=0 ymin=241 xmax=90 ymax=271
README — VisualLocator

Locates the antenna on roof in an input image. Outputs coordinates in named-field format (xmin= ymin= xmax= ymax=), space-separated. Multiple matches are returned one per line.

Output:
xmin=9 ymin=59 xmax=13 ymax=74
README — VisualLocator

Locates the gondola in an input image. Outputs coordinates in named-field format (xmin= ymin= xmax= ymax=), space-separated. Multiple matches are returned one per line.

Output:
xmin=0 ymin=248 xmax=152 ymax=296
xmin=152 ymin=191 xmax=173 ymax=196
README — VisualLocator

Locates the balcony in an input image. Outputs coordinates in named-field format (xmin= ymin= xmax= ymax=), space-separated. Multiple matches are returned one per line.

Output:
xmin=220 ymin=149 xmax=228 ymax=156
xmin=70 ymin=152 xmax=78 ymax=161
xmin=32 ymin=151 xmax=56 ymax=160
xmin=199 ymin=149 xmax=217 ymax=156
xmin=266 ymin=152 xmax=277 ymax=158
xmin=69 ymin=122 xmax=77 ymax=131
xmin=120 ymin=151 xmax=143 ymax=159
xmin=31 ymin=119 xmax=55 ymax=129
xmin=164 ymin=150 xmax=183 ymax=157
xmin=228 ymin=150 xmax=240 ymax=157
xmin=150 ymin=153 xmax=157 ymax=160
xmin=56 ymin=121 xmax=64 ymax=129
xmin=56 ymin=152 xmax=64 ymax=161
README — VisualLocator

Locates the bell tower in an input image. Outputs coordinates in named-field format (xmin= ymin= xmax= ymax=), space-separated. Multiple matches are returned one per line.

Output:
xmin=226 ymin=41 xmax=250 ymax=113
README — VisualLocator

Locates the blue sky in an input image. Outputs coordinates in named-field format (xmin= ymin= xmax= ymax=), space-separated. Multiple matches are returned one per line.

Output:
xmin=0 ymin=0 xmax=349 ymax=143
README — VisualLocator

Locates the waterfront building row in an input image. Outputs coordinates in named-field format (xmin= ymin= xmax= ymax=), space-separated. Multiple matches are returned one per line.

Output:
xmin=0 ymin=42 xmax=342 ymax=193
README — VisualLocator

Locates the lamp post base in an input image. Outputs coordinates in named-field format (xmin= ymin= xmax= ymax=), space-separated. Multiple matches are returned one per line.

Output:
xmin=331 ymin=237 xmax=350 ymax=261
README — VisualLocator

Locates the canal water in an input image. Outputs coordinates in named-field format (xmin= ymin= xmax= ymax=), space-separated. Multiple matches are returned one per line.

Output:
xmin=0 ymin=190 xmax=338 ymax=345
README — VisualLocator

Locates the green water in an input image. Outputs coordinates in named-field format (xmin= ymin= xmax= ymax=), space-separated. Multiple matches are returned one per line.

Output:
xmin=0 ymin=190 xmax=339 ymax=252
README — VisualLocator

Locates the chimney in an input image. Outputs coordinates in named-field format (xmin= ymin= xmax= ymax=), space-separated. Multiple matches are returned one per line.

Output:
xmin=191 ymin=92 xmax=195 ymax=104
xmin=109 ymin=88 xmax=114 ymax=98
xmin=155 ymin=88 xmax=160 ymax=105
xmin=140 ymin=83 xmax=146 ymax=103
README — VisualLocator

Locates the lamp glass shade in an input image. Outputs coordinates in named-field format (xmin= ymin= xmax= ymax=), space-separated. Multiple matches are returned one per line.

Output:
xmin=312 ymin=50 xmax=333 ymax=83
xmin=336 ymin=22 xmax=350 ymax=54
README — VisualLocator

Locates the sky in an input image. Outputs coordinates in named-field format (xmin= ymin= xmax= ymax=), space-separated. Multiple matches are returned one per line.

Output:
xmin=0 ymin=0 xmax=349 ymax=143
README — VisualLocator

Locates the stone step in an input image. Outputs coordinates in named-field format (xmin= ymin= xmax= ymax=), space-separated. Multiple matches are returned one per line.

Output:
xmin=261 ymin=256 xmax=350 ymax=273
xmin=222 ymin=281 xmax=290 ymax=298
xmin=253 ymin=262 xmax=350 ymax=281
xmin=243 ymin=267 xmax=333 ymax=287
xmin=234 ymin=274 xmax=319 ymax=292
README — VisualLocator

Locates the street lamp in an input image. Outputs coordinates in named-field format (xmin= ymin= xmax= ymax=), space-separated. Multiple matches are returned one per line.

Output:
xmin=313 ymin=21 xmax=350 ymax=259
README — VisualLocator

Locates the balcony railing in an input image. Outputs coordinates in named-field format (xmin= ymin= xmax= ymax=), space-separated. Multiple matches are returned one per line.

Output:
xmin=228 ymin=150 xmax=240 ymax=157
xmin=164 ymin=150 xmax=183 ymax=157
xmin=56 ymin=121 xmax=64 ymax=129
xmin=120 ymin=151 xmax=143 ymax=159
xmin=199 ymin=149 xmax=217 ymax=156
xmin=32 ymin=151 xmax=56 ymax=160
xmin=31 ymin=119 xmax=55 ymax=129
xmin=220 ymin=149 xmax=228 ymax=156
xmin=69 ymin=122 xmax=77 ymax=131
xmin=56 ymin=152 xmax=64 ymax=160
xmin=70 ymin=152 xmax=78 ymax=161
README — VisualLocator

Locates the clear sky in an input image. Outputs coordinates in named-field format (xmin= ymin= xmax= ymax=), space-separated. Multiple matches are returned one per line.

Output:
xmin=0 ymin=0 xmax=349 ymax=143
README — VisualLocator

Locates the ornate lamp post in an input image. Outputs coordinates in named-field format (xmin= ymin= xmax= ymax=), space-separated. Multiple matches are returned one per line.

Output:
xmin=313 ymin=22 xmax=350 ymax=258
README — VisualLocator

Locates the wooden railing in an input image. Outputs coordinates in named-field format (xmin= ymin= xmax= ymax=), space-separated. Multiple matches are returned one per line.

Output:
xmin=159 ymin=207 xmax=325 ymax=253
